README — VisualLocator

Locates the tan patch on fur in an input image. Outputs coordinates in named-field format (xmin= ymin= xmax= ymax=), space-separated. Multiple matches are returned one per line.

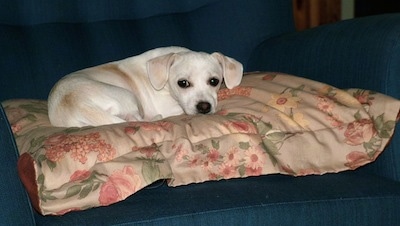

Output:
xmin=60 ymin=92 xmax=77 ymax=107
xmin=97 ymin=64 xmax=140 ymax=92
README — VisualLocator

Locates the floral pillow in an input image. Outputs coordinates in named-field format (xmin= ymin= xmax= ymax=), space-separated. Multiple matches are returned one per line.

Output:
xmin=3 ymin=72 xmax=400 ymax=216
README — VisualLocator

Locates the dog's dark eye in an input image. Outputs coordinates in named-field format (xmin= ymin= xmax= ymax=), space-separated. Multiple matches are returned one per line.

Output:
xmin=209 ymin=78 xmax=220 ymax=87
xmin=178 ymin=80 xmax=191 ymax=88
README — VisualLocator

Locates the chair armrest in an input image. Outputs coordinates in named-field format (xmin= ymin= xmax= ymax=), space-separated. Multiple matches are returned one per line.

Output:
xmin=248 ymin=14 xmax=400 ymax=98
xmin=249 ymin=14 xmax=400 ymax=181
xmin=0 ymin=104 xmax=35 ymax=225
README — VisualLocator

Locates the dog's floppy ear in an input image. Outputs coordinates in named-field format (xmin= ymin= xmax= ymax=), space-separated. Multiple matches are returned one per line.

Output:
xmin=211 ymin=52 xmax=243 ymax=89
xmin=147 ymin=53 xmax=176 ymax=90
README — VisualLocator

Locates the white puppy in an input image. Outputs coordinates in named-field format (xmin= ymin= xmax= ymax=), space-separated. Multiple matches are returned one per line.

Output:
xmin=48 ymin=47 xmax=243 ymax=127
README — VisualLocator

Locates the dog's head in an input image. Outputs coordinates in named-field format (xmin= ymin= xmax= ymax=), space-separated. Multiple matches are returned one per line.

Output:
xmin=147 ymin=50 xmax=243 ymax=115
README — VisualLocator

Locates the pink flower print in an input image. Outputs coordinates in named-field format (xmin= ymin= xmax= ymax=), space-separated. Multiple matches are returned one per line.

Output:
xmin=140 ymin=121 xmax=173 ymax=131
xmin=98 ymin=180 xmax=119 ymax=206
xmin=174 ymin=144 xmax=188 ymax=162
xmin=44 ymin=132 xmax=116 ymax=164
xmin=344 ymin=119 xmax=377 ymax=146
xmin=317 ymin=96 xmax=334 ymax=113
xmin=124 ymin=126 xmax=138 ymax=135
xmin=225 ymin=120 xmax=257 ymax=133
xmin=353 ymin=90 xmax=374 ymax=105
xmin=345 ymin=151 xmax=372 ymax=170
xmin=44 ymin=134 xmax=69 ymax=162
xmin=217 ymin=89 xmax=230 ymax=101
xmin=96 ymin=142 xmax=117 ymax=162
xmin=188 ymin=155 xmax=202 ymax=168
xmin=355 ymin=93 xmax=370 ymax=105
xmin=326 ymin=114 xmax=344 ymax=130
xmin=207 ymin=149 xmax=220 ymax=163
xmin=56 ymin=207 xmax=82 ymax=215
xmin=231 ymin=121 xmax=252 ymax=132
xmin=268 ymin=93 xmax=301 ymax=112
xmin=140 ymin=146 xmax=158 ymax=158
xmin=69 ymin=133 xmax=116 ymax=163
xmin=216 ymin=109 xmax=229 ymax=116
xmin=99 ymin=166 xmax=141 ymax=206
xmin=208 ymin=172 xmax=219 ymax=180
xmin=201 ymin=160 xmax=212 ymax=171
xmin=224 ymin=147 xmax=240 ymax=167
xmin=262 ymin=74 xmax=276 ymax=81
xmin=69 ymin=170 xmax=91 ymax=182
xmin=244 ymin=146 xmax=266 ymax=170
xmin=245 ymin=167 xmax=263 ymax=176
xmin=297 ymin=168 xmax=321 ymax=176
xmin=219 ymin=163 xmax=237 ymax=179
xmin=11 ymin=123 xmax=23 ymax=134
xmin=217 ymin=87 xmax=252 ymax=101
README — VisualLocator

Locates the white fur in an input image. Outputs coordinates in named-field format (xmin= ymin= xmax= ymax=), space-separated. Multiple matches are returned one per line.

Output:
xmin=48 ymin=46 xmax=243 ymax=127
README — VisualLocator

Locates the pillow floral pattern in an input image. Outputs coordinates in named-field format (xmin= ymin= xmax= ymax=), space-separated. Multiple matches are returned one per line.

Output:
xmin=3 ymin=72 xmax=400 ymax=215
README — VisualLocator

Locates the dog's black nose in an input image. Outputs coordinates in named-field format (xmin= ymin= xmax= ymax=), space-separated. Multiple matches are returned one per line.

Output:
xmin=196 ymin=101 xmax=211 ymax=114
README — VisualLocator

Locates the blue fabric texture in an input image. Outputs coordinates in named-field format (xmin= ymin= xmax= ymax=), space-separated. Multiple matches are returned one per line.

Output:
xmin=1 ymin=0 xmax=400 ymax=225
xmin=0 ymin=106 xmax=35 ymax=225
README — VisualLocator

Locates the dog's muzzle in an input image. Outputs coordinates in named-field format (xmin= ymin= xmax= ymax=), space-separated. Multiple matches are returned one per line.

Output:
xmin=196 ymin=101 xmax=211 ymax=114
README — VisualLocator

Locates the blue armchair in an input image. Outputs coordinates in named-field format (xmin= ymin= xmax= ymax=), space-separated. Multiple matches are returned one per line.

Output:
xmin=1 ymin=0 xmax=399 ymax=225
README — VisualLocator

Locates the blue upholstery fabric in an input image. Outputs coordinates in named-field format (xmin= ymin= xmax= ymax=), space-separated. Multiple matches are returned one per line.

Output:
xmin=1 ymin=0 xmax=400 ymax=225
xmin=248 ymin=14 xmax=400 ymax=99
xmin=0 ymin=0 xmax=219 ymax=25
xmin=0 ymin=106 xmax=35 ymax=225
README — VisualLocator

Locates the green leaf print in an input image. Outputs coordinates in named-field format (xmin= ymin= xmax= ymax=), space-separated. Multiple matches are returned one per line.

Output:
xmin=46 ymin=159 xmax=57 ymax=171
xmin=195 ymin=144 xmax=210 ymax=154
xmin=239 ymin=142 xmax=251 ymax=150
xmin=20 ymin=103 xmax=48 ymax=115
xmin=30 ymin=136 xmax=47 ymax=148
xmin=265 ymin=131 xmax=286 ymax=141
xmin=238 ymin=165 xmax=246 ymax=177
xmin=65 ymin=185 xmax=82 ymax=199
xmin=261 ymin=138 xmax=279 ymax=155
xmin=255 ymin=121 xmax=272 ymax=135
xmin=354 ymin=111 xmax=362 ymax=121
xmin=42 ymin=190 xmax=57 ymax=201
xmin=25 ymin=114 xmax=37 ymax=122
xmin=211 ymin=140 xmax=220 ymax=149
xmin=261 ymin=139 xmax=279 ymax=166
xmin=37 ymin=174 xmax=45 ymax=184
xmin=79 ymin=184 xmax=93 ymax=199
xmin=374 ymin=114 xmax=396 ymax=139
xmin=64 ymin=127 xmax=85 ymax=134
xmin=142 ymin=160 xmax=161 ymax=184
xmin=37 ymin=174 xmax=57 ymax=202
xmin=289 ymin=84 xmax=305 ymax=97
